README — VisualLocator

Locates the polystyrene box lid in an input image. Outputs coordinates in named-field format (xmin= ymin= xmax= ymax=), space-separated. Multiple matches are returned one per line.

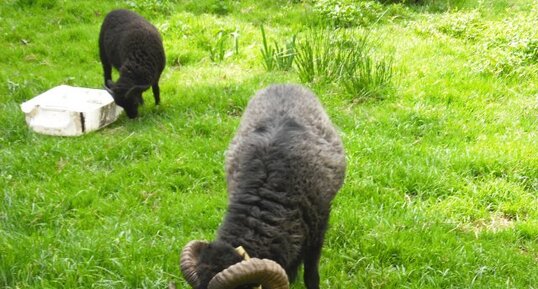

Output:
xmin=20 ymin=85 xmax=123 ymax=136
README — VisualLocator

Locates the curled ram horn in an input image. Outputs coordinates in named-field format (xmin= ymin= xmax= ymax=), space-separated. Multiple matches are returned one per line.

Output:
xmin=208 ymin=258 xmax=289 ymax=289
xmin=180 ymin=240 xmax=209 ymax=288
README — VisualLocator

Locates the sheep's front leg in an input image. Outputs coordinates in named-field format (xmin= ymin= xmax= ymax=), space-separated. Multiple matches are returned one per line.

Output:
xmin=152 ymin=84 xmax=160 ymax=105
xmin=285 ymin=256 xmax=303 ymax=283
xmin=103 ymin=62 xmax=112 ymax=87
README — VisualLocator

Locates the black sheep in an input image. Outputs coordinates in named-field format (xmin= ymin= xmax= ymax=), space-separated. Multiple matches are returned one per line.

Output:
xmin=99 ymin=9 xmax=165 ymax=118
xmin=180 ymin=84 xmax=346 ymax=289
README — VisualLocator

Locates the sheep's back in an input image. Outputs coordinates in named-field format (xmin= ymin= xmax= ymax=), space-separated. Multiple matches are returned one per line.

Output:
xmin=219 ymin=123 xmax=311 ymax=270
xmin=220 ymin=84 xmax=346 ymax=269
xmin=226 ymin=84 xmax=346 ymax=201
xmin=99 ymin=9 xmax=165 ymax=79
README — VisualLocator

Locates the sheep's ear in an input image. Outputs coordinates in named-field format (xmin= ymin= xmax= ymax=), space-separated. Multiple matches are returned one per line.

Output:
xmin=134 ymin=84 xmax=151 ymax=92
xmin=127 ymin=85 xmax=150 ymax=95
xmin=125 ymin=85 xmax=150 ymax=101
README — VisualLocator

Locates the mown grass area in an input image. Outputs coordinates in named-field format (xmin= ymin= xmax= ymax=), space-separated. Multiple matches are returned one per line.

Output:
xmin=1 ymin=0 xmax=537 ymax=288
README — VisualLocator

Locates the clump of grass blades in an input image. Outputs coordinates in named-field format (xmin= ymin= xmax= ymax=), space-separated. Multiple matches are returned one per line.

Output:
xmin=342 ymin=52 xmax=394 ymax=101
xmin=313 ymin=0 xmax=385 ymax=27
xmin=294 ymin=29 xmax=394 ymax=100
xmin=126 ymin=0 xmax=178 ymax=16
xmin=12 ymin=0 xmax=58 ymax=9
xmin=208 ymin=29 xmax=240 ymax=63
xmin=294 ymin=29 xmax=345 ymax=83
xmin=260 ymin=25 xmax=296 ymax=71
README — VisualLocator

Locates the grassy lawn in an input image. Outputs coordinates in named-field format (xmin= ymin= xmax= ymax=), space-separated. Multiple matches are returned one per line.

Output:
xmin=1 ymin=0 xmax=537 ymax=288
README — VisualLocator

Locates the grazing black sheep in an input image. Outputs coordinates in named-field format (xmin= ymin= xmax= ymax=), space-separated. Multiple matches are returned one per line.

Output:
xmin=180 ymin=84 xmax=346 ymax=289
xmin=99 ymin=9 xmax=165 ymax=118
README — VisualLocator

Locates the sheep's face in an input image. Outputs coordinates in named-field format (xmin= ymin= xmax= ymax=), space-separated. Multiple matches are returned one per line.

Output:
xmin=120 ymin=90 xmax=142 ymax=119
xmin=106 ymin=80 xmax=147 ymax=118
xmin=194 ymin=241 xmax=253 ymax=289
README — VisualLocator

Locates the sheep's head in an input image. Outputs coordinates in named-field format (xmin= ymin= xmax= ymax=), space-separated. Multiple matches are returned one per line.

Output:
xmin=105 ymin=80 xmax=149 ymax=118
xmin=180 ymin=240 xmax=289 ymax=289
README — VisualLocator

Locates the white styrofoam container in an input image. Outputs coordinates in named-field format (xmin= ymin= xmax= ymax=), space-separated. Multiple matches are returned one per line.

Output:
xmin=20 ymin=85 xmax=123 ymax=136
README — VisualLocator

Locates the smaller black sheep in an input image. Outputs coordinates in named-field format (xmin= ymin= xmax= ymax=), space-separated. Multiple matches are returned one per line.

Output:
xmin=99 ymin=9 xmax=165 ymax=118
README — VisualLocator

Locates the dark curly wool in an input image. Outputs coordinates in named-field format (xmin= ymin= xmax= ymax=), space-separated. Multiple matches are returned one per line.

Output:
xmin=99 ymin=9 xmax=165 ymax=118
xmin=195 ymin=241 xmax=252 ymax=289
xmin=195 ymin=84 xmax=346 ymax=289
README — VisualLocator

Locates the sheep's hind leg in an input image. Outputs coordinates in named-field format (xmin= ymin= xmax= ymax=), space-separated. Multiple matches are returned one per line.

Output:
xmin=304 ymin=238 xmax=324 ymax=289
xmin=152 ymin=84 xmax=160 ymax=105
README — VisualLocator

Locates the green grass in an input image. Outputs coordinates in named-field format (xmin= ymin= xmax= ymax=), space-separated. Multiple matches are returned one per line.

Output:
xmin=1 ymin=0 xmax=538 ymax=288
